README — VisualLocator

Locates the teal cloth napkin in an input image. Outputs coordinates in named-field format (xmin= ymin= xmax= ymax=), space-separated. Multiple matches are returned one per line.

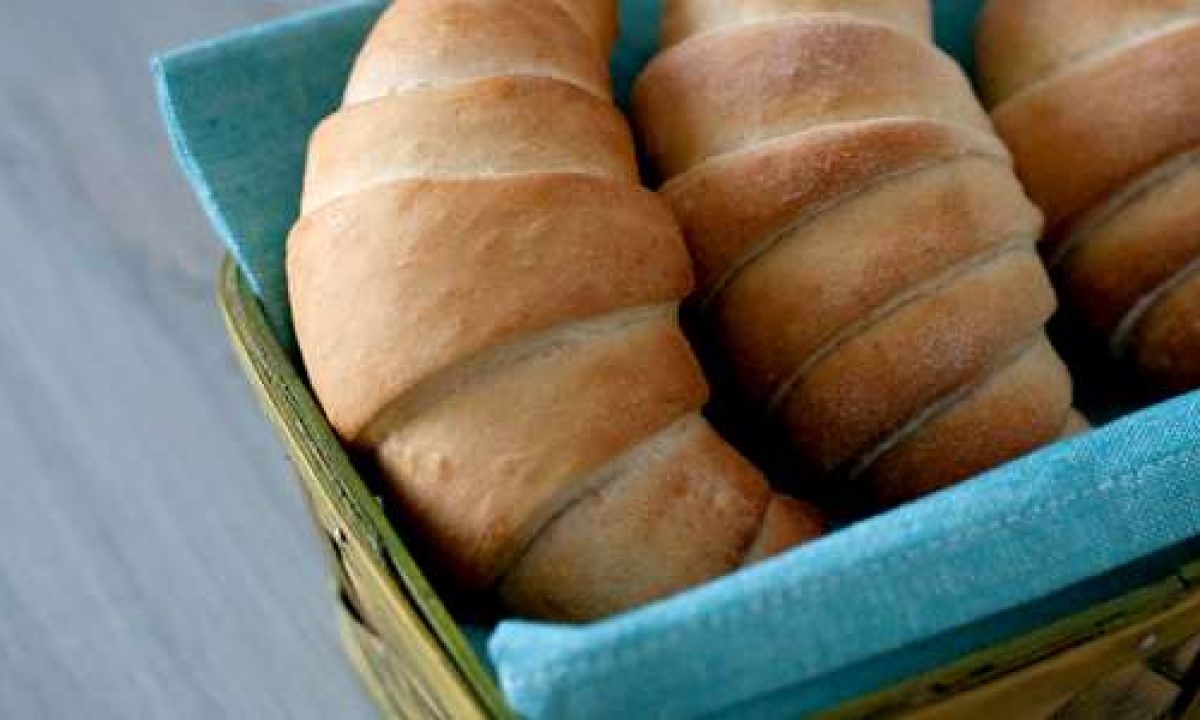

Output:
xmin=155 ymin=2 xmax=1200 ymax=717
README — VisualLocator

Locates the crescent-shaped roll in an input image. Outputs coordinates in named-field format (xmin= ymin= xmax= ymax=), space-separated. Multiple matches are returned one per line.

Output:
xmin=287 ymin=0 xmax=823 ymax=621
xmin=633 ymin=1 xmax=1079 ymax=509
xmin=979 ymin=0 xmax=1200 ymax=391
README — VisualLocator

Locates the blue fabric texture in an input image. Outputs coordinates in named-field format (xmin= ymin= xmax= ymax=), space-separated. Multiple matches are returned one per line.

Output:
xmin=155 ymin=1 xmax=1200 ymax=718
xmin=153 ymin=0 xmax=388 ymax=347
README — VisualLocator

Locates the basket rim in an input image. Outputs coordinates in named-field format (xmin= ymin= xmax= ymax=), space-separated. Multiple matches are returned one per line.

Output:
xmin=216 ymin=253 xmax=1200 ymax=719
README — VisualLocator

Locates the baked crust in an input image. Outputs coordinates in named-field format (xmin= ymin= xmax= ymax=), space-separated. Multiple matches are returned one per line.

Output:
xmin=980 ymin=0 xmax=1200 ymax=390
xmin=288 ymin=0 xmax=824 ymax=620
xmin=634 ymin=1 xmax=1075 ymax=508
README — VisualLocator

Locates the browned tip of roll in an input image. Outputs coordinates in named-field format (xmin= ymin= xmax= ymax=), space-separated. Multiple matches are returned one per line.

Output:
xmin=1060 ymin=410 xmax=1092 ymax=439
xmin=742 ymin=496 xmax=825 ymax=566
xmin=495 ymin=417 xmax=822 ymax=621
xmin=343 ymin=0 xmax=612 ymax=107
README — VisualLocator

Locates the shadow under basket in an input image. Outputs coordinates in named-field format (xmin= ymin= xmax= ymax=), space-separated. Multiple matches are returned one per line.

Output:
xmin=218 ymin=256 xmax=1200 ymax=719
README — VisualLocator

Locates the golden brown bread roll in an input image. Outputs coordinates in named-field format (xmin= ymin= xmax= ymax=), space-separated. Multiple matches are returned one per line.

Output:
xmin=633 ymin=1 xmax=1078 ymax=509
xmin=978 ymin=0 xmax=1200 ymax=392
xmin=286 ymin=0 xmax=823 ymax=622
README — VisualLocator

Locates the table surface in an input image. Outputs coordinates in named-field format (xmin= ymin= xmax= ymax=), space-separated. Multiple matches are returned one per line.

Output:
xmin=0 ymin=1 xmax=378 ymax=717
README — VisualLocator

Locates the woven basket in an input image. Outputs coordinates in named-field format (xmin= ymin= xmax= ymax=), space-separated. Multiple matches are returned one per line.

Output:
xmin=218 ymin=257 xmax=1200 ymax=719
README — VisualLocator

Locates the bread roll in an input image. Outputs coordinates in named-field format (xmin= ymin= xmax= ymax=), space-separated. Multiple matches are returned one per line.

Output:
xmin=633 ymin=1 xmax=1078 ymax=509
xmin=978 ymin=0 xmax=1200 ymax=392
xmin=287 ymin=0 xmax=822 ymax=622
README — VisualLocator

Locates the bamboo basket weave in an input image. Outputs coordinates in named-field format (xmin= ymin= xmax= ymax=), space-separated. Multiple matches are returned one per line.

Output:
xmin=218 ymin=256 xmax=1200 ymax=719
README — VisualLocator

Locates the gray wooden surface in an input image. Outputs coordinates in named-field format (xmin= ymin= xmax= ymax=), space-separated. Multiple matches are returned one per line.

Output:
xmin=0 ymin=1 xmax=378 ymax=717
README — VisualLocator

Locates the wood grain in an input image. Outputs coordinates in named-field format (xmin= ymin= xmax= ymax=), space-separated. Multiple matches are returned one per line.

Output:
xmin=0 ymin=1 xmax=376 ymax=717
